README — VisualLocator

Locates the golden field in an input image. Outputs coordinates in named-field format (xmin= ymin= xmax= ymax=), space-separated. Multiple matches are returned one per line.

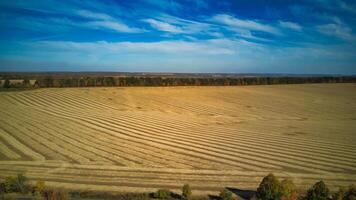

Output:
xmin=0 ymin=84 xmax=355 ymax=194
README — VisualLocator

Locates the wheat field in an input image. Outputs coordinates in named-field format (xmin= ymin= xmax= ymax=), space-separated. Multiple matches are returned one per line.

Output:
xmin=0 ymin=84 xmax=356 ymax=194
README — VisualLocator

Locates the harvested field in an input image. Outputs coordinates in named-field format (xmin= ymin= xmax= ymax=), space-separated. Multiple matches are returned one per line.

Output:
xmin=0 ymin=84 xmax=356 ymax=194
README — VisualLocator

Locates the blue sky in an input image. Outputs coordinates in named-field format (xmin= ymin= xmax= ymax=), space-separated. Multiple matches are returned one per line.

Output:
xmin=0 ymin=0 xmax=356 ymax=74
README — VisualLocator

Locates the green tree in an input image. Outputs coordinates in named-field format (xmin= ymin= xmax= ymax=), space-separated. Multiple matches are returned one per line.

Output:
xmin=154 ymin=189 xmax=170 ymax=199
xmin=280 ymin=179 xmax=297 ymax=200
xmin=256 ymin=173 xmax=281 ymax=200
xmin=182 ymin=184 xmax=192 ymax=200
xmin=3 ymin=79 xmax=10 ymax=88
xmin=23 ymin=79 xmax=31 ymax=88
xmin=305 ymin=181 xmax=329 ymax=200
xmin=219 ymin=189 xmax=232 ymax=200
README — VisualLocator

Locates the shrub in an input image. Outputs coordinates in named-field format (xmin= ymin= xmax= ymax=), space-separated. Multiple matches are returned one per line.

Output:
xmin=117 ymin=193 xmax=150 ymax=200
xmin=338 ymin=185 xmax=356 ymax=200
xmin=305 ymin=181 xmax=329 ymax=200
xmin=43 ymin=188 xmax=68 ymax=200
xmin=219 ymin=189 xmax=232 ymax=200
xmin=256 ymin=173 xmax=281 ymax=200
xmin=333 ymin=187 xmax=346 ymax=200
xmin=23 ymin=79 xmax=31 ymax=88
xmin=16 ymin=174 xmax=28 ymax=193
xmin=0 ymin=183 xmax=6 ymax=194
xmin=182 ymin=184 xmax=192 ymax=200
xmin=33 ymin=181 xmax=46 ymax=196
xmin=4 ymin=177 xmax=16 ymax=192
xmin=280 ymin=179 xmax=297 ymax=200
xmin=4 ymin=174 xmax=28 ymax=193
xmin=154 ymin=189 xmax=171 ymax=199
xmin=347 ymin=185 xmax=356 ymax=200
xmin=3 ymin=79 xmax=10 ymax=88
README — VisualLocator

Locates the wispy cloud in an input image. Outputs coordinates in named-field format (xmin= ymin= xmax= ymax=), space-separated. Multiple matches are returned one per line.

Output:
xmin=0 ymin=1 xmax=142 ymax=34
xmin=211 ymin=14 xmax=279 ymax=35
xmin=313 ymin=0 xmax=356 ymax=14
xmin=279 ymin=21 xmax=302 ymax=31
xmin=316 ymin=17 xmax=356 ymax=41
xmin=85 ymin=21 xmax=142 ymax=33
xmin=317 ymin=21 xmax=355 ymax=41
xmin=142 ymin=14 xmax=215 ymax=36
xmin=1 ymin=0 xmax=356 ymax=74
xmin=75 ymin=9 xmax=142 ymax=33
xmin=27 ymin=39 xmax=237 ymax=55
xmin=142 ymin=18 xmax=183 ymax=33
xmin=140 ymin=0 xmax=182 ymax=11
xmin=76 ymin=10 xmax=114 ymax=21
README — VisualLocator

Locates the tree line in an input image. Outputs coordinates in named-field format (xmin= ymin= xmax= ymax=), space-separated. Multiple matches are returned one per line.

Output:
xmin=1 ymin=173 xmax=355 ymax=200
xmin=2 ymin=76 xmax=356 ymax=88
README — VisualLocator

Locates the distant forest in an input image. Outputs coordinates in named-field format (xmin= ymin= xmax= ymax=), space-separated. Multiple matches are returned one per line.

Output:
xmin=1 ymin=72 xmax=356 ymax=88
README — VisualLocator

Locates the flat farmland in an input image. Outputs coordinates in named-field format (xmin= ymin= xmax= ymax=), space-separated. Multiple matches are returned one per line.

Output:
xmin=0 ymin=84 xmax=356 ymax=194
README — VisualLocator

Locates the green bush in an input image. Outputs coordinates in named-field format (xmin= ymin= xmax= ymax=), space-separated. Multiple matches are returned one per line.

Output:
xmin=3 ymin=79 xmax=10 ymax=88
xmin=4 ymin=177 xmax=16 ymax=192
xmin=305 ymin=181 xmax=329 ymax=200
xmin=335 ymin=185 xmax=356 ymax=200
xmin=154 ymin=188 xmax=171 ymax=199
xmin=280 ymin=179 xmax=297 ymax=200
xmin=333 ymin=187 xmax=346 ymax=200
xmin=32 ymin=181 xmax=46 ymax=196
xmin=116 ymin=193 xmax=150 ymax=200
xmin=3 ymin=174 xmax=29 ymax=194
xmin=182 ymin=184 xmax=192 ymax=200
xmin=256 ymin=173 xmax=281 ymax=200
xmin=219 ymin=189 xmax=232 ymax=200
xmin=0 ymin=182 xmax=5 ymax=199
xmin=347 ymin=185 xmax=356 ymax=200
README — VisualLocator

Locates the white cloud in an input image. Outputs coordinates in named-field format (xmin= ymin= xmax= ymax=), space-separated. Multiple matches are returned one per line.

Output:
xmin=85 ymin=21 xmax=141 ymax=33
xmin=142 ymin=15 xmax=215 ymax=35
xmin=279 ymin=21 xmax=302 ymax=31
xmin=75 ymin=9 xmax=142 ymax=33
xmin=317 ymin=22 xmax=355 ymax=41
xmin=141 ymin=0 xmax=182 ymax=10
xmin=10 ymin=38 xmax=356 ymax=74
xmin=26 ymin=39 xmax=242 ymax=55
xmin=211 ymin=14 xmax=279 ymax=35
xmin=76 ymin=10 xmax=113 ymax=21
xmin=314 ymin=0 xmax=356 ymax=14
xmin=142 ymin=19 xmax=183 ymax=33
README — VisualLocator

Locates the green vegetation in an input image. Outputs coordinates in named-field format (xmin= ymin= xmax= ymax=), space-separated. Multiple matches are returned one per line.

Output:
xmin=2 ymin=75 xmax=356 ymax=89
xmin=43 ymin=188 xmax=68 ymax=200
xmin=3 ymin=79 xmax=10 ymax=88
xmin=182 ymin=184 xmax=192 ymax=200
xmin=219 ymin=189 xmax=232 ymax=200
xmin=154 ymin=188 xmax=171 ymax=199
xmin=280 ymin=179 xmax=297 ymax=200
xmin=305 ymin=181 xmax=329 ymax=200
xmin=4 ymin=174 xmax=29 ymax=194
xmin=0 ymin=173 xmax=355 ymax=200
xmin=333 ymin=185 xmax=356 ymax=200
xmin=256 ymin=173 xmax=281 ymax=200
xmin=70 ymin=191 xmax=151 ymax=200
xmin=0 ymin=182 xmax=5 ymax=200
xmin=32 ymin=180 xmax=46 ymax=196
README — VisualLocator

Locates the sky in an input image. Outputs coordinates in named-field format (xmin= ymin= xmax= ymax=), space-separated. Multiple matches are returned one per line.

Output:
xmin=0 ymin=0 xmax=356 ymax=74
